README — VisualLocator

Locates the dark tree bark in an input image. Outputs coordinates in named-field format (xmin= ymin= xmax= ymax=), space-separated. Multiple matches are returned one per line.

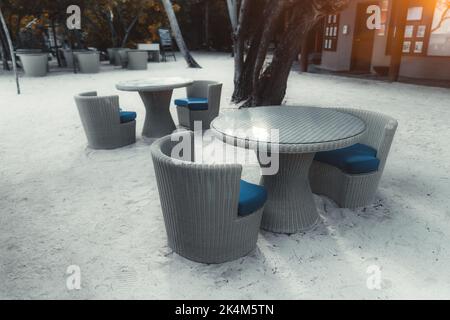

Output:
xmin=228 ymin=0 xmax=349 ymax=107
xmin=226 ymin=0 xmax=238 ymax=31
xmin=51 ymin=19 xmax=61 ymax=67
xmin=0 ymin=5 xmax=20 ymax=94
xmin=121 ymin=15 xmax=139 ymax=47
xmin=230 ymin=0 xmax=264 ymax=102
xmin=106 ymin=10 xmax=118 ymax=47
xmin=0 ymin=26 xmax=10 ymax=70
xmin=204 ymin=0 xmax=209 ymax=49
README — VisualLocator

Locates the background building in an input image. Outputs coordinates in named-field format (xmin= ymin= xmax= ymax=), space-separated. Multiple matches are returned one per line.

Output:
xmin=313 ymin=0 xmax=450 ymax=81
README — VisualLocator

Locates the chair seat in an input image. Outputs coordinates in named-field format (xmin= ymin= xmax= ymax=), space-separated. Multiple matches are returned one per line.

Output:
xmin=238 ymin=180 xmax=267 ymax=217
xmin=120 ymin=111 xmax=137 ymax=124
xmin=175 ymin=98 xmax=209 ymax=111
xmin=315 ymin=143 xmax=380 ymax=174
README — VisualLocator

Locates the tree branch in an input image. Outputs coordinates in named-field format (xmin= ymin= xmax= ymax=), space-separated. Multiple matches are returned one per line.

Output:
xmin=431 ymin=7 xmax=449 ymax=33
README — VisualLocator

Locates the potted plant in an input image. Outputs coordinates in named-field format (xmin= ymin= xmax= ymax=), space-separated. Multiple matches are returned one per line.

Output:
xmin=127 ymin=50 xmax=148 ymax=70
xmin=74 ymin=50 xmax=100 ymax=73
xmin=16 ymin=50 xmax=49 ymax=77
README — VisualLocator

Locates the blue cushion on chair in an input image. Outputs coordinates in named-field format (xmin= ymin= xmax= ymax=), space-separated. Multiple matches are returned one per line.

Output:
xmin=175 ymin=98 xmax=209 ymax=111
xmin=120 ymin=111 xmax=137 ymax=124
xmin=314 ymin=143 xmax=380 ymax=174
xmin=238 ymin=180 xmax=268 ymax=217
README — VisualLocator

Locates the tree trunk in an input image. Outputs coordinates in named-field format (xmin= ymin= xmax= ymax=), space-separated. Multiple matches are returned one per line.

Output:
xmin=0 ymin=27 xmax=10 ymax=70
xmin=231 ymin=0 xmax=284 ymax=104
xmin=230 ymin=0 xmax=261 ymax=103
xmin=0 ymin=6 xmax=20 ymax=94
xmin=105 ymin=9 xmax=118 ymax=47
xmin=51 ymin=19 xmax=61 ymax=67
xmin=161 ymin=0 xmax=201 ymax=68
xmin=230 ymin=0 xmax=349 ymax=107
xmin=253 ymin=9 xmax=316 ymax=106
xmin=121 ymin=15 xmax=139 ymax=48
xmin=251 ymin=0 xmax=286 ymax=99
xmin=204 ymin=0 xmax=209 ymax=50
xmin=226 ymin=0 xmax=238 ymax=58
xmin=226 ymin=0 xmax=238 ymax=30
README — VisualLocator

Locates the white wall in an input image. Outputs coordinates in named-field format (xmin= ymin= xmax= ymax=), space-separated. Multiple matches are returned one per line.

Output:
xmin=320 ymin=0 xmax=358 ymax=71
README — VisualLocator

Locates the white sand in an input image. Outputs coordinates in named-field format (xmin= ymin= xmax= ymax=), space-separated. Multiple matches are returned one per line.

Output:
xmin=1 ymin=53 xmax=449 ymax=299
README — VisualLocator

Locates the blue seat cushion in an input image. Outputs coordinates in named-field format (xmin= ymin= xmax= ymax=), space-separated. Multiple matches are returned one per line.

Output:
xmin=175 ymin=98 xmax=209 ymax=111
xmin=120 ymin=111 xmax=137 ymax=124
xmin=238 ymin=180 xmax=267 ymax=217
xmin=314 ymin=143 xmax=380 ymax=174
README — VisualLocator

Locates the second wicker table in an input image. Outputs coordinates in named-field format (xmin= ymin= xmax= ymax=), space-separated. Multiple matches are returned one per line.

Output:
xmin=211 ymin=106 xmax=367 ymax=233
xmin=116 ymin=77 xmax=193 ymax=140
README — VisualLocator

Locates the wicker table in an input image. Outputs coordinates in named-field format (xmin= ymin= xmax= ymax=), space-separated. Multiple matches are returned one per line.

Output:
xmin=116 ymin=77 xmax=193 ymax=140
xmin=211 ymin=106 xmax=367 ymax=233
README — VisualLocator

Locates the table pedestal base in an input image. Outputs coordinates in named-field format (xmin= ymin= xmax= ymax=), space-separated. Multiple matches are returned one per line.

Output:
xmin=259 ymin=153 xmax=320 ymax=234
xmin=139 ymin=90 xmax=176 ymax=140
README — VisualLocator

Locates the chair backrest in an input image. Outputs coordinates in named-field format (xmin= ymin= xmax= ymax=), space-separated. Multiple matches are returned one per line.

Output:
xmin=75 ymin=91 xmax=121 ymax=124
xmin=74 ymin=92 xmax=121 ymax=144
xmin=158 ymin=29 xmax=173 ymax=47
xmin=333 ymin=108 xmax=398 ymax=168
xmin=151 ymin=132 xmax=242 ymax=223
xmin=187 ymin=81 xmax=223 ymax=118
xmin=137 ymin=43 xmax=160 ymax=51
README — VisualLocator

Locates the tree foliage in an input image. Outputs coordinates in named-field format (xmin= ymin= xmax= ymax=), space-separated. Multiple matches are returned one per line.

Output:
xmin=0 ymin=0 xmax=170 ymax=50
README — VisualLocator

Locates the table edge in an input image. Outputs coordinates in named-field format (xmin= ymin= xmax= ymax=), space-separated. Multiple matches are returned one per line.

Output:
xmin=115 ymin=79 xmax=194 ymax=92
xmin=210 ymin=108 xmax=368 ymax=153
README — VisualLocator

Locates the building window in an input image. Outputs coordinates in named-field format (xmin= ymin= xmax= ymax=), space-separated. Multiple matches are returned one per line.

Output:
xmin=428 ymin=0 xmax=450 ymax=56
xmin=323 ymin=14 xmax=339 ymax=51
xmin=386 ymin=0 xmax=442 ymax=56
xmin=402 ymin=4 xmax=428 ymax=55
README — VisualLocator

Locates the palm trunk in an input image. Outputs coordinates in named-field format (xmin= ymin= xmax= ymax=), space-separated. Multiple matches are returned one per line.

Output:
xmin=121 ymin=15 xmax=139 ymax=48
xmin=226 ymin=0 xmax=238 ymax=30
xmin=232 ymin=0 xmax=271 ymax=104
xmin=253 ymin=8 xmax=316 ymax=106
xmin=104 ymin=9 xmax=118 ymax=47
xmin=51 ymin=19 xmax=61 ymax=67
xmin=161 ymin=0 xmax=201 ymax=68
xmin=0 ymin=27 xmax=10 ymax=70
xmin=0 ymin=6 xmax=20 ymax=94
xmin=231 ymin=0 xmax=349 ymax=107
xmin=204 ymin=0 xmax=209 ymax=49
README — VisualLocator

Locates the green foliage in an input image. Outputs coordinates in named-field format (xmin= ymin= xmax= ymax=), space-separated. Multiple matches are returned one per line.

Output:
xmin=1 ymin=0 xmax=169 ymax=49
xmin=1 ymin=0 xmax=232 ymax=50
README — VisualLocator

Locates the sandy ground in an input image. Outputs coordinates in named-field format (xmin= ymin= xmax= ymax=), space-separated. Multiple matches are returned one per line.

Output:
xmin=1 ymin=52 xmax=449 ymax=299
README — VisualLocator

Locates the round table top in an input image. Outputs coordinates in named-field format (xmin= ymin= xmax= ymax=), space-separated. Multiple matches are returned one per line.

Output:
xmin=116 ymin=77 xmax=193 ymax=92
xmin=211 ymin=106 xmax=367 ymax=153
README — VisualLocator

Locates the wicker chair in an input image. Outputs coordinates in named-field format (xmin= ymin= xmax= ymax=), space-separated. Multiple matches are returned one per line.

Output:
xmin=158 ymin=28 xmax=177 ymax=62
xmin=74 ymin=92 xmax=136 ymax=150
xmin=309 ymin=108 xmax=398 ymax=208
xmin=151 ymin=131 xmax=266 ymax=264
xmin=175 ymin=81 xmax=222 ymax=131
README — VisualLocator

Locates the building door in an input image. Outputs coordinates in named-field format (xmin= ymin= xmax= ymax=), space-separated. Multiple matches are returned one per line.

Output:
xmin=351 ymin=2 xmax=377 ymax=72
